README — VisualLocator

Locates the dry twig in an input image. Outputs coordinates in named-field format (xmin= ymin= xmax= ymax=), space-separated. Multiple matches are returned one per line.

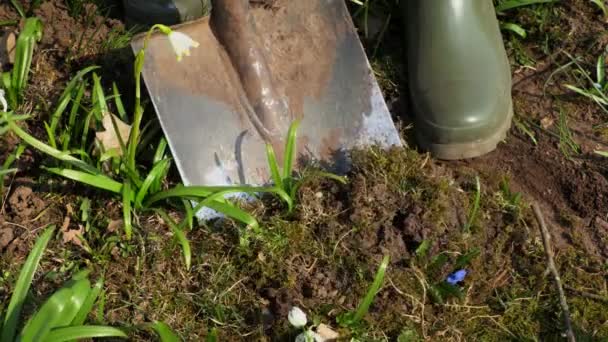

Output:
xmin=532 ymin=203 xmax=576 ymax=342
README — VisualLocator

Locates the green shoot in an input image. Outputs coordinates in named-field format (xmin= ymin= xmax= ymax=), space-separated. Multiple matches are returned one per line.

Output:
xmin=463 ymin=176 xmax=481 ymax=233
xmin=150 ymin=321 xmax=181 ymax=342
xmin=2 ymin=17 xmax=43 ymax=109
xmin=155 ymin=209 xmax=192 ymax=270
xmin=264 ymin=121 xmax=347 ymax=207
xmin=557 ymin=109 xmax=580 ymax=158
xmin=337 ymin=255 xmax=390 ymax=328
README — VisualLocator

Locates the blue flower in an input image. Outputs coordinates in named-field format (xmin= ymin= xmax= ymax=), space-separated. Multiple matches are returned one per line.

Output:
xmin=446 ymin=269 xmax=468 ymax=285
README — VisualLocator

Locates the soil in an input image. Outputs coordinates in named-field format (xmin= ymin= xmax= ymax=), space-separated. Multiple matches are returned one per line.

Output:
xmin=1 ymin=0 xmax=608 ymax=341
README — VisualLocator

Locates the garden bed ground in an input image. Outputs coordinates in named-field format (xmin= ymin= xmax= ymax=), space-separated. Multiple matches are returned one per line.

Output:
xmin=1 ymin=0 xmax=608 ymax=341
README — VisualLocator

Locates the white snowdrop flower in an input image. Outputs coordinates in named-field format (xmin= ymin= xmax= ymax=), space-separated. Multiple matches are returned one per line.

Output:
xmin=168 ymin=31 xmax=200 ymax=62
xmin=0 ymin=89 xmax=7 ymax=112
xmin=288 ymin=306 xmax=307 ymax=328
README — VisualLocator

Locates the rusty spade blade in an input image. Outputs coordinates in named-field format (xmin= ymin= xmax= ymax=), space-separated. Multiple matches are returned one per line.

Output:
xmin=131 ymin=0 xmax=401 ymax=189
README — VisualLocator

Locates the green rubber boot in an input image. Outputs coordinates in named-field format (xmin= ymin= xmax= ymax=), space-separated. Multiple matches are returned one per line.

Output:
xmin=404 ymin=0 xmax=513 ymax=160
xmin=122 ymin=0 xmax=209 ymax=27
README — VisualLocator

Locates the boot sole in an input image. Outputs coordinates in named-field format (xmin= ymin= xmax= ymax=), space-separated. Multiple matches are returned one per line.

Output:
xmin=415 ymin=102 xmax=514 ymax=160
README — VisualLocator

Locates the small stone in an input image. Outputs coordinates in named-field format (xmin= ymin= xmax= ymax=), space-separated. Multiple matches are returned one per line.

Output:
xmin=0 ymin=228 xmax=14 ymax=249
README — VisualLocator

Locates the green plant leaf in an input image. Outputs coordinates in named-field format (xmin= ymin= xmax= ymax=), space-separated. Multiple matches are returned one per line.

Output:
xmin=265 ymin=143 xmax=282 ymax=188
xmin=1 ymin=226 xmax=55 ymax=342
xmin=122 ymin=180 xmax=133 ymax=240
xmin=9 ymin=0 xmax=25 ymax=18
xmin=598 ymin=53 xmax=606 ymax=85
xmin=283 ymin=120 xmax=300 ymax=182
xmin=352 ymin=254 xmax=390 ymax=323
xmin=205 ymin=200 xmax=260 ymax=231
xmin=9 ymin=17 xmax=43 ymax=107
xmin=7 ymin=117 xmax=100 ymax=175
xmin=338 ymin=255 xmax=390 ymax=327
xmin=454 ymin=248 xmax=481 ymax=270
xmin=206 ymin=328 xmax=218 ymax=342
xmin=145 ymin=185 xmax=292 ymax=211
xmin=426 ymin=253 xmax=449 ymax=276
xmin=151 ymin=321 xmax=181 ymax=342
xmin=45 ymin=326 xmax=127 ymax=341
xmin=71 ymin=277 xmax=104 ymax=325
xmin=49 ymin=66 xmax=98 ymax=139
xmin=135 ymin=158 xmax=172 ymax=208
xmin=19 ymin=278 xmax=90 ymax=341
xmin=463 ymin=176 xmax=481 ymax=233
xmin=112 ymin=82 xmax=127 ymax=120
xmin=44 ymin=168 xmax=122 ymax=193
xmin=155 ymin=209 xmax=192 ymax=271
xmin=415 ymin=240 xmax=431 ymax=259
xmin=500 ymin=22 xmax=527 ymax=38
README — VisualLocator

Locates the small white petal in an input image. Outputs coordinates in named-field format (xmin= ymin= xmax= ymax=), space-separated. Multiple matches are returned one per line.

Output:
xmin=168 ymin=31 xmax=200 ymax=62
xmin=0 ymin=89 xmax=7 ymax=112
xmin=288 ymin=306 xmax=307 ymax=328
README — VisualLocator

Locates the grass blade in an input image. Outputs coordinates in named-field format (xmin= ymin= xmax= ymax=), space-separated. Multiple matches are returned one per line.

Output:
xmin=19 ymin=287 xmax=72 ymax=341
xmin=151 ymin=321 xmax=181 ymax=342
xmin=135 ymin=158 xmax=172 ymax=208
xmin=352 ymin=255 xmax=390 ymax=323
xmin=44 ymin=168 xmax=122 ymax=193
xmin=597 ymin=53 xmax=606 ymax=85
xmin=205 ymin=200 xmax=260 ymax=231
xmin=155 ymin=209 xmax=191 ymax=270
xmin=9 ymin=0 xmax=25 ymax=18
xmin=45 ymin=326 xmax=127 ymax=341
xmin=282 ymin=120 xmax=300 ymax=182
xmin=71 ymin=277 xmax=104 ymax=325
xmin=10 ymin=17 xmax=43 ymax=107
xmin=1 ymin=226 xmax=55 ymax=342
xmin=265 ymin=143 xmax=282 ymax=188
xmin=463 ymin=176 xmax=481 ymax=233
xmin=92 ymin=73 xmax=108 ymax=120
xmin=112 ymin=82 xmax=127 ymax=121
xmin=122 ymin=180 xmax=133 ymax=240
xmin=7 ymin=117 xmax=100 ymax=174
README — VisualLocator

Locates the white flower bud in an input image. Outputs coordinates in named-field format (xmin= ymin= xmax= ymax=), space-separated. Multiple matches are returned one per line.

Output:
xmin=288 ymin=306 xmax=307 ymax=328
xmin=168 ymin=31 xmax=200 ymax=62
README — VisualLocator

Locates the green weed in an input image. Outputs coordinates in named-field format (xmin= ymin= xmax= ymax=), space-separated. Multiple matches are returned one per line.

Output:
xmin=337 ymin=255 xmax=390 ymax=330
